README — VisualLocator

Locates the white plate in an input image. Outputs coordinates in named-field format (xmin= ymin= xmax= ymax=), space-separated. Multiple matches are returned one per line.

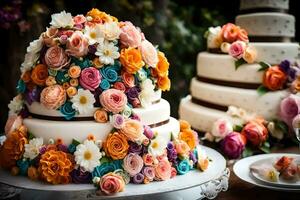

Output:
xmin=0 ymin=146 xmax=226 ymax=198
xmin=250 ymin=156 xmax=300 ymax=188
xmin=233 ymin=153 xmax=300 ymax=192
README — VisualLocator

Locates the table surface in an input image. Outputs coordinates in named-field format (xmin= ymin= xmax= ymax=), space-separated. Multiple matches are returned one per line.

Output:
xmin=216 ymin=147 xmax=300 ymax=200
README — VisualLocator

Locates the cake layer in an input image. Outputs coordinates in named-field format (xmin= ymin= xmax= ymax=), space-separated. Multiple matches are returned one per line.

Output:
xmin=190 ymin=78 xmax=289 ymax=119
xmin=27 ymin=98 xmax=170 ymax=127
xmin=179 ymin=96 xmax=227 ymax=132
xmin=23 ymin=117 xmax=180 ymax=145
xmin=26 ymin=89 xmax=162 ymax=118
xmin=236 ymin=13 xmax=295 ymax=37
xmin=197 ymin=52 xmax=263 ymax=84
xmin=240 ymin=0 xmax=289 ymax=11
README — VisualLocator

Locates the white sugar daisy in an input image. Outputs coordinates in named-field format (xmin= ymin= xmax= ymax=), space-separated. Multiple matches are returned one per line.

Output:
xmin=148 ymin=136 xmax=168 ymax=157
xmin=95 ymin=41 xmax=120 ymax=65
xmin=8 ymin=95 xmax=24 ymax=115
xmin=100 ymin=21 xmax=121 ymax=41
xmin=74 ymin=140 xmax=102 ymax=172
xmin=50 ymin=11 xmax=74 ymax=28
xmin=71 ymin=89 xmax=96 ymax=114
xmin=84 ymin=24 xmax=104 ymax=45
xmin=23 ymin=138 xmax=44 ymax=160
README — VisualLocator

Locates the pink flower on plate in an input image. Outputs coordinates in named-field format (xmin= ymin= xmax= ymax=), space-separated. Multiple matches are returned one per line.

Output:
xmin=280 ymin=94 xmax=300 ymax=126
xmin=99 ymin=89 xmax=127 ymax=113
xmin=73 ymin=15 xmax=86 ymax=25
xmin=66 ymin=31 xmax=89 ymax=58
xmin=221 ymin=132 xmax=246 ymax=159
xmin=123 ymin=153 xmax=144 ymax=176
xmin=211 ymin=118 xmax=233 ymax=140
xmin=119 ymin=21 xmax=142 ymax=48
xmin=229 ymin=41 xmax=246 ymax=59
xmin=79 ymin=67 xmax=101 ymax=91
xmin=5 ymin=115 xmax=23 ymax=135
xmin=40 ymin=85 xmax=66 ymax=110
xmin=155 ymin=159 xmax=172 ymax=181
xmin=99 ymin=172 xmax=125 ymax=195
xmin=45 ymin=46 xmax=70 ymax=70
xmin=140 ymin=40 xmax=158 ymax=68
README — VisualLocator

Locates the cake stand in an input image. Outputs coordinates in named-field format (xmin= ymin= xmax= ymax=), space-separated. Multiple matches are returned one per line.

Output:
xmin=0 ymin=146 xmax=229 ymax=200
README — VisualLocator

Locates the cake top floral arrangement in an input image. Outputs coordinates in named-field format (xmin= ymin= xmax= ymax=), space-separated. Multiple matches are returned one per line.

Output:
xmin=0 ymin=9 xmax=210 ymax=195
xmin=11 ymin=8 xmax=170 ymax=121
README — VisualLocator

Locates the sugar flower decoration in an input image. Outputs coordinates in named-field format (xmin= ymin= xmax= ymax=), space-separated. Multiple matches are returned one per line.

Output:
xmin=71 ymin=89 xmax=96 ymax=114
xmin=74 ymin=140 xmax=102 ymax=172
xmin=84 ymin=24 xmax=104 ymax=45
xmin=8 ymin=95 xmax=24 ymax=115
xmin=50 ymin=11 xmax=74 ymax=28
xmin=95 ymin=41 xmax=120 ymax=65
xmin=139 ymin=78 xmax=155 ymax=108
xmin=100 ymin=21 xmax=121 ymax=41
xmin=23 ymin=138 xmax=44 ymax=160
xmin=21 ymin=37 xmax=43 ymax=73
xmin=148 ymin=136 xmax=168 ymax=157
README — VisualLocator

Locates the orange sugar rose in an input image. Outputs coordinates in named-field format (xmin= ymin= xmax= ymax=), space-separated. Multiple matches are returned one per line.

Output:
xmin=86 ymin=8 xmax=116 ymax=24
xmin=94 ymin=109 xmax=108 ymax=123
xmin=68 ymin=65 xmax=81 ymax=79
xmin=179 ymin=129 xmax=198 ymax=150
xmin=31 ymin=64 xmax=48 ymax=86
xmin=156 ymin=51 xmax=169 ymax=77
xmin=157 ymin=76 xmax=171 ymax=91
xmin=179 ymin=120 xmax=191 ymax=131
xmin=38 ymin=150 xmax=73 ymax=184
xmin=263 ymin=66 xmax=287 ymax=91
xmin=103 ymin=132 xmax=129 ymax=160
xmin=21 ymin=71 xmax=31 ymax=83
xmin=120 ymin=47 xmax=144 ymax=74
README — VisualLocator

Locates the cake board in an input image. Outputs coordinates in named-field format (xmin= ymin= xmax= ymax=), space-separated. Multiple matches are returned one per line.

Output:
xmin=0 ymin=146 xmax=229 ymax=200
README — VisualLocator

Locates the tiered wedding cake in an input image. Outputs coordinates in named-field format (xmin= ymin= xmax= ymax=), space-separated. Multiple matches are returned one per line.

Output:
xmin=0 ymin=9 xmax=209 ymax=195
xmin=179 ymin=0 xmax=299 ymax=132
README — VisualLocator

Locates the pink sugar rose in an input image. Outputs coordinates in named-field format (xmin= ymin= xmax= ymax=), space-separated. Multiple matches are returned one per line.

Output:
xmin=99 ymin=89 xmax=127 ymax=114
xmin=4 ymin=115 xmax=23 ymax=135
xmin=155 ymin=159 xmax=172 ymax=181
xmin=42 ymin=27 xmax=59 ymax=47
xmin=40 ymin=85 xmax=66 ymax=110
xmin=121 ymin=72 xmax=135 ymax=88
xmin=140 ymin=40 xmax=159 ymax=68
xmin=221 ymin=23 xmax=239 ymax=43
xmin=119 ymin=21 xmax=142 ymax=48
xmin=229 ymin=41 xmax=246 ymax=59
xmin=79 ymin=67 xmax=101 ymax=91
xmin=99 ymin=173 xmax=125 ymax=195
xmin=211 ymin=118 xmax=233 ymax=140
xmin=45 ymin=46 xmax=70 ymax=70
xmin=66 ymin=31 xmax=89 ymax=58
xmin=123 ymin=153 xmax=144 ymax=176
xmin=73 ymin=15 xmax=86 ymax=25
xmin=280 ymin=94 xmax=300 ymax=126
xmin=174 ymin=140 xmax=190 ymax=156
xmin=221 ymin=132 xmax=246 ymax=159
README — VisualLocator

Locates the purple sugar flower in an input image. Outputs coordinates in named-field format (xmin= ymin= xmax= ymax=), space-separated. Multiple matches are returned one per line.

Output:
xmin=25 ymin=87 xmax=41 ymax=105
xmin=128 ymin=141 xmax=143 ymax=154
xmin=126 ymin=87 xmax=140 ymax=101
xmin=189 ymin=151 xmax=198 ymax=165
xmin=142 ymin=166 xmax=155 ymax=180
xmin=71 ymin=168 xmax=92 ymax=184
xmin=167 ymin=142 xmax=174 ymax=151
xmin=57 ymin=144 xmax=68 ymax=152
xmin=131 ymin=113 xmax=141 ymax=121
xmin=279 ymin=60 xmax=290 ymax=73
xmin=132 ymin=173 xmax=144 ymax=184
xmin=143 ymin=125 xmax=154 ymax=139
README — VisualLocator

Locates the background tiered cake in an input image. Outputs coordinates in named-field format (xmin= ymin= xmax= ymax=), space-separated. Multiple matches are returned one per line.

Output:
xmin=179 ymin=0 xmax=300 ymax=133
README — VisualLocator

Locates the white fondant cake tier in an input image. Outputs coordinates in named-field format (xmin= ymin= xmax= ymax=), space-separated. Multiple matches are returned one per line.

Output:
xmin=236 ymin=13 xmax=295 ymax=37
xmin=179 ymin=96 xmax=227 ymax=132
xmin=23 ymin=117 xmax=180 ymax=145
xmin=197 ymin=52 xmax=263 ymax=84
xmin=27 ymin=98 xmax=170 ymax=127
xmin=190 ymin=78 xmax=289 ymax=119
xmin=240 ymin=0 xmax=289 ymax=10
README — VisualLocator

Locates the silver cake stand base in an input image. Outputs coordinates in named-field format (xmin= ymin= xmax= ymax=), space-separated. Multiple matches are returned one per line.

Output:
xmin=0 ymin=146 xmax=229 ymax=200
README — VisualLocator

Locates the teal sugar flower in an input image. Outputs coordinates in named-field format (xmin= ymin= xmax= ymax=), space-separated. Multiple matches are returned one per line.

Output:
xmin=176 ymin=159 xmax=190 ymax=175
xmin=100 ymin=79 xmax=111 ymax=90
xmin=60 ymin=101 xmax=76 ymax=120
xmin=92 ymin=162 xmax=116 ymax=178
xmin=16 ymin=79 xmax=26 ymax=93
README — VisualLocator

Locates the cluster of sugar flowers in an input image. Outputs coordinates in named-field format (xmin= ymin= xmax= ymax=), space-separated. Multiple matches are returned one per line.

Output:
xmin=11 ymin=8 xmax=171 ymax=121
xmin=204 ymin=106 xmax=289 ymax=159
xmin=0 ymin=118 xmax=209 ymax=195
xmin=205 ymin=23 xmax=257 ymax=65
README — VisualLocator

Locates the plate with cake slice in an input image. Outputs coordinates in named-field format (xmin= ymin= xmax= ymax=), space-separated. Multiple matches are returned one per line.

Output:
xmin=250 ymin=155 xmax=300 ymax=188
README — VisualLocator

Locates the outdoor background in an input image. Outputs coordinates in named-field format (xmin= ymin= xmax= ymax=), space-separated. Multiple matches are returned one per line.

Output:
xmin=0 ymin=0 xmax=299 ymax=131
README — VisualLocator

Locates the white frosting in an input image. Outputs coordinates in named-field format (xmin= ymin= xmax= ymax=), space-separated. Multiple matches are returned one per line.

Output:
xmin=133 ymin=99 xmax=170 ymax=125
xmin=23 ymin=117 xmax=179 ymax=145
xmin=236 ymin=13 xmax=295 ymax=37
xmin=253 ymin=42 xmax=299 ymax=64
xmin=27 ymin=99 xmax=170 ymax=126
xmin=240 ymin=0 xmax=289 ymax=10
xmin=190 ymin=78 xmax=289 ymax=119
xmin=179 ymin=96 xmax=227 ymax=132
xmin=197 ymin=52 xmax=263 ymax=84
